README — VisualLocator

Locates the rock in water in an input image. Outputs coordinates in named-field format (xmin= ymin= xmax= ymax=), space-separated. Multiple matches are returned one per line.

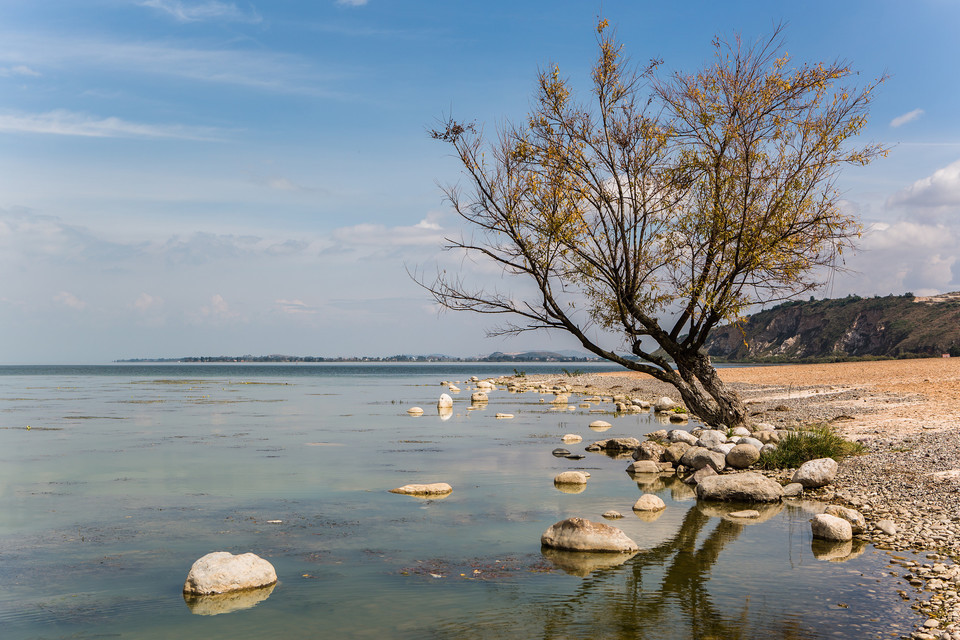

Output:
xmin=470 ymin=391 xmax=488 ymax=403
xmin=632 ymin=494 xmax=666 ymax=512
xmin=810 ymin=513 xmax=853 ymax=542
xmin=389 ymin=483 xmax=453 ymax=496
xmin=553 ymin=471 xmax=588 ymax=485
xmin=437 ymin=393 xmax=453 ymax=409
xmin=792 ymin=457 xmax=838 ymax=488
xmin=540 ymin=517 xmax=639 ymax=552
xmin=825 ymin=505 xmax=867 ymax=534
xmin=654 ymin=397 xmax=677 ymax=412
xmin=695 ymin=472 xmax=783 ymax=502
xmin=633 ymin=440 xmax=665 ymax=461
xmin=407 ymin=407 xmax=424 ymax=415
xmin=561 ymin=434 xmax=583 ymax=443
xmin=626 ymin=460 xmax=660 ymax=474
xmin=183 ymin=552 xmax=277 ymax=595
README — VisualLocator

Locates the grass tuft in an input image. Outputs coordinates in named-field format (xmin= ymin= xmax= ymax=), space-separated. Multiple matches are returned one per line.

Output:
xmin=757 ymin=424 xmax=865 ymax=470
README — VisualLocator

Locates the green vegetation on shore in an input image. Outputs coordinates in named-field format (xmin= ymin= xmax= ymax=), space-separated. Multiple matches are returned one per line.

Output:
xmin=757 ymin=424 xmax=866 ymax=469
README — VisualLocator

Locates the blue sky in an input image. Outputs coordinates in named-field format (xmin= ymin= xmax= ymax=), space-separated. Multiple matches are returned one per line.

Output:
xmin=1 ymin=0 xmax=959 ymax=363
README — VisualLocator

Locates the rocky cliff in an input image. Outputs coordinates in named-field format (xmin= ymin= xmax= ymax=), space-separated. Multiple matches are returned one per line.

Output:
xmin=704 ymin=293 xmax=960 ymax=361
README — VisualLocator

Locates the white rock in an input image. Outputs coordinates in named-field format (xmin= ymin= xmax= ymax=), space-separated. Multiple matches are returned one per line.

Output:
xmin=601 ymin=510 xmax=623 ymax=519
xmin=825 ymin=505 xmax=866 ymax=534
xmin=627 ymin=460 xmax=660 ymax=474
xmin=495 ymin=413 xmax=514 ymax=419
xmin=183 ymin=552 xmax=277 ymax=595
xmin=476 ymin=380 xmax=496 ymax=390
xmin=632 ymin=493 xmax=666 ymax=512
xmin=561 ymin=434 xmax=583 ymax=443
xmin=730 ymin=426 xmax=752 ymax=437
xmin=554 ymin=471 xmax=588 ymax=485
xmin=697 ymin=430 xmax=727 ymax=448
xmin=725 ymin=443 xmax=761 ymax=469
xmin=437 ymin=393 xmax=453 ymax=409
xmin=540 ymin=517 xmax=639 ymax=552
xmin=810 ymin=513 xmax=853 ymax=542
xmin=792 ymin=457 xmax=838 ymax=488
xmin=470 ymin=391 xmax=488 ymax=403
xmin=407 ymin=406 xmax=424 ymax=415
xmin=695 ymin=472 xmax=783 ymax=502
xmin=654 ymin=396 xmax=677 ymax=412
xmin=667 ymin=430 xmax=699 ymax=446
xmin=389 ymin=483 xmax=453 ymax=496
xmin=876 ymin=519 xmax=898 ymax=535
xmin=448 ymin=384 xmax=461 ymax=392
xmin=589 ymin=420 xmax=612 ymax=430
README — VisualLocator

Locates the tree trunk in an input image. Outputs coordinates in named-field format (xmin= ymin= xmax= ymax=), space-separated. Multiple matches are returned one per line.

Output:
xmin=670 ymin=352 xmax=748 ymax=429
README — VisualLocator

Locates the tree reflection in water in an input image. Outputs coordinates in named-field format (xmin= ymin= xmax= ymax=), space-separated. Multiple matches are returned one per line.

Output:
xmin=537 ymin=477 xmax=813 ymax=640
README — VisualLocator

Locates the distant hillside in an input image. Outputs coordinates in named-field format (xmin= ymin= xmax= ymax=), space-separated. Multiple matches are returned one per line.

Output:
xmin=704 ymin=293 xmax=960 ymax=362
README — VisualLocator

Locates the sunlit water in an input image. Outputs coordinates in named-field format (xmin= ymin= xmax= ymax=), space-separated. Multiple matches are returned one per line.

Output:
xmin=0 ymin=364 xmax=922 ymax=639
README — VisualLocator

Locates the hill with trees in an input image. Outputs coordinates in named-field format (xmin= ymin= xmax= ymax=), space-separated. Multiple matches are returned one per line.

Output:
xmin=704 ymin=293 xmax=960 ymax=362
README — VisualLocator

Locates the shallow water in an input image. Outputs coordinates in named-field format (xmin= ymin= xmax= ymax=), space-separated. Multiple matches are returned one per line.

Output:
xmin=0 ymin=364 xmax=922 ymax=639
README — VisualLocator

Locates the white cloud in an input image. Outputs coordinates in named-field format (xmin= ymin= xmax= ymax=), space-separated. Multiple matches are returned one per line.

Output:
xmin=0 ymin=65 xmax=40 ymax=77
xmin=133 ymin=292 xmax=163 ymax=312
xmin=331 ymin=213 xmax=447 ymax=248
xmin=54 ymin=291 xmax=87 ymax=310
xmin=198 ymin=293 xmax=241 ymax=321
xmin=890 ymin=108 xmax=925 ymax=128
xmin=0 ymin=33 xmax=344 ymax=97
xmin=0 ymin=110 xmax=224 ymax=140
xmin=887 ymin=159 xmax=960 ymax=209
xmin=138 ymin=0 xmax=262 ymax=23
xmin=275 ymin=299 xmax=318 ymax=315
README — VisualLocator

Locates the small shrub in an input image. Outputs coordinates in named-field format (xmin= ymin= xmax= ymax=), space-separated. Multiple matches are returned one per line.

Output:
xmin=562 ymin=368 xmax=584 ymax=377
xmin=672 ymin=406 xmax=687 ymax=414
xmin=513 ymin=369 xmax=526 ymax=378
xmin=757 ymin=424 xmax=865 ymax=470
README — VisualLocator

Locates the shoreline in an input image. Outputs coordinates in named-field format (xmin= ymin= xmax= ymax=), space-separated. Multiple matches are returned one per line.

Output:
xmin=499 ymin=357 xmax=960 ymax=637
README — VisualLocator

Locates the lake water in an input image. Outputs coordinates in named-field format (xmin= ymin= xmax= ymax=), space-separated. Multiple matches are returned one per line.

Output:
xmin=0 ymin=364 xmax=923 ymax=639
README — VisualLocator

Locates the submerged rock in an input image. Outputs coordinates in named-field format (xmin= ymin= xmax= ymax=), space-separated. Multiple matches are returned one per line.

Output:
xmin=540 ymin=517 xmax=639 ymax=553
xmin=389 ymin=483 xmax=453 ymax=496
xmin=183 ymin=552 xmax=277 ymax=596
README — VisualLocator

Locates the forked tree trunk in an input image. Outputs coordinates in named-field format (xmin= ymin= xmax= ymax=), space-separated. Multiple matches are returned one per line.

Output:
xmin=666 ymin=352 xmax=748 ymax=430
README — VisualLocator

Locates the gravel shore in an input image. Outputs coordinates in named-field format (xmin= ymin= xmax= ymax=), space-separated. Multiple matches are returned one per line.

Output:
xmin=502 ymin=358 xmax=960 ymax=639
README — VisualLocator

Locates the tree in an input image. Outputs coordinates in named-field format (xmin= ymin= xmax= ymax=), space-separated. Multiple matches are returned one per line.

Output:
xmin=423 ymin=22 xmax=885 ymax=428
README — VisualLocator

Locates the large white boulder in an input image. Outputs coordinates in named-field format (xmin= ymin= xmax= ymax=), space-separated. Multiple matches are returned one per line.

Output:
xmin=695 ymin=472 xmax=783 ymax=502
xmin=183 ymin=552 xmax=277 ymax=596
xmin=632 ymin=494 xmax=666 ymax=512
xmin=540 ymin=517 xmax=639 ymax=553
xmin=825 ymin=505 xmax=866 ymax=534
xmin=437 ymin=393 xmax=453 ymax=409
xmin=792 ymin=457 xmax=838 ymax=488
xmin=810 ymin=513 xmax=853 ymax=542
xmin=725 ymin=443 xmax=761 ymax=469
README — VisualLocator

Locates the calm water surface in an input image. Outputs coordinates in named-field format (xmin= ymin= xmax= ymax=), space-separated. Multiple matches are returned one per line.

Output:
xmin=0 ymin=364 xmax=921 ymax=639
